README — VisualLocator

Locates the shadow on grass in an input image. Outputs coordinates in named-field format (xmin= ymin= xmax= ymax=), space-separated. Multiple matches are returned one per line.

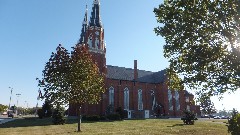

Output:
xmin=167 ymin=124 xmax=185 ymax=127
xmin=0 ymin=117 xmax=57 ymax=128
xmin=0 ymin=117 xmax=123 ymax=128
xmin=0 ymin=117 xmax=82 ymax=128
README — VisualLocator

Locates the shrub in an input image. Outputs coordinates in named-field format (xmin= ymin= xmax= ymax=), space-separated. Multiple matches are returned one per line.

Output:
xmin=100 ymin=115 xmax=106 ymax=121
xmin=86 ymin=115 xmax=100 ymax=121
xmin=106 ymin=113 xmax=121 ymax=120
xmin=228 ymin=109 xmax=240 ymax=135
xmin=42 ymin=100 xmax=53 ymax=118
xmin=116 ymin=107 xmax=125 ymax=119
xmin=37 ymin=108 xmax=44 ymax=119
xmin=181 ymin=110 xmax=198 ymax=125
xmin=52 ymin=106 xmax=66 ymax=125
xmin=81 ymin=115 xmax=87 ymax=121
xmin=106 ymin=104 xmax=114 ymax=115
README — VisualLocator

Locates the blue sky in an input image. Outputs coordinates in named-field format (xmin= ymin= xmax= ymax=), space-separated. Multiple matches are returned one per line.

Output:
xmin=0 ymin=0 xmax=239 ymax=111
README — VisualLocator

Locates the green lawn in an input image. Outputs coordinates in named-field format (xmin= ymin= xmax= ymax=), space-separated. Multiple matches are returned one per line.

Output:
xmin=0 ymin=117 xmax=230 ymax=135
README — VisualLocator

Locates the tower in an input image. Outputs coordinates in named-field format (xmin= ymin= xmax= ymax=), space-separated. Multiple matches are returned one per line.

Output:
xmin=79 ymin=0 xmax=106 ymax=74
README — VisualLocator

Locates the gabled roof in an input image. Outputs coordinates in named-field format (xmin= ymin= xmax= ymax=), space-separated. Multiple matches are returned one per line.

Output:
xmin=106 ymin=65 xmax=166 ymax=83
xmin=184 ymin=90 xmax=194 ymax=96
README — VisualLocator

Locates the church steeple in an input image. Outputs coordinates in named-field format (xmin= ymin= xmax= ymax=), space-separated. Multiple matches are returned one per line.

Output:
xmin=89 ymin=0 xmax=102 ymax=27
xmin=79 ymin=5 xmax=88 ymax=44
xmin=78 ymin=0 xmax=105 ymax=53
xmin=77 ymin=0 xmax=106 ymax=76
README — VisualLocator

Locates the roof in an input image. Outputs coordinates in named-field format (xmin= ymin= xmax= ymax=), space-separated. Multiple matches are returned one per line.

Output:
xmin=184 ymin=90 xmax=194 ymax=96
xmin=106 ymin=65 xmax=166 ymax=83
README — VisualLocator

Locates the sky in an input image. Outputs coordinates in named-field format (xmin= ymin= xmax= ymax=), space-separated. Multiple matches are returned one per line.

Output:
xmin=0 ymin=0 xmax=239 ymax=112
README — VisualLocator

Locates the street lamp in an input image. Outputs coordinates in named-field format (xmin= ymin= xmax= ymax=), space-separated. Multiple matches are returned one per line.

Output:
xmin=8 ymin=87 xmax=13 ymax=109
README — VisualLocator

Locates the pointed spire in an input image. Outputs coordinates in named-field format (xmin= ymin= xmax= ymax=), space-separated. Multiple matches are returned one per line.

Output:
xmin=89 ymin=0 xmax=102 ymax=27
xmin=79 ymin=5 xmax=88 ymax=44
xmin=83 ymin=5 xmax=88 ymax=25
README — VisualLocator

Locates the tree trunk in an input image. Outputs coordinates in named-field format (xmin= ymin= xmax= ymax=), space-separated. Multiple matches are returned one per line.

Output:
xmin=77 ymin=106 xmax=82 ymax=132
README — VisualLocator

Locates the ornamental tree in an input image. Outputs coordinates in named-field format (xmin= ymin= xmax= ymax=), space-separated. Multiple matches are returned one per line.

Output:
xmin=154 ymin=0 xmax=240 ymax=98
xmin=38 ymin=44 xmax=105 ymax=131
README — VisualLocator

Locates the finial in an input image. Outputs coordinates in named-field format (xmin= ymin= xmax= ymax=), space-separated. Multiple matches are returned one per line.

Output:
xmin=93 ymin=0 xmax=100 ymax=5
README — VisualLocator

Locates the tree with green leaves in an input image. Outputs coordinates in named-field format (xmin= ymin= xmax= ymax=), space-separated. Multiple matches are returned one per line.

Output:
xmin=154 ymin=0 xmax=240 ymax=98
xmin=38 ymin=44 xmax=70 ymax=106
xmin=0 ymin=104 xmax=8 ymax=113
xmin=52 ymin=105 xmax=66 ymax=125
xmin=199 ymin=95 xmax=216 ymax=116
xmin=38 ymin=44 xmax=105 ymax=131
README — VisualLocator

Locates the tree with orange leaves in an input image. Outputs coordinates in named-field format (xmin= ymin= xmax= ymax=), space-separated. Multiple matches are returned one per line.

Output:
xmin=38 ymin=44 xmax=105 ymax=131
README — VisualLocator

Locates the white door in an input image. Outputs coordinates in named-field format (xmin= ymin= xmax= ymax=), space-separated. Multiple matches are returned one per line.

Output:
xmin=145 ymin=110 xmax=149 ymax=118
xmin=128 ymin=111 xmax=131 ymax=118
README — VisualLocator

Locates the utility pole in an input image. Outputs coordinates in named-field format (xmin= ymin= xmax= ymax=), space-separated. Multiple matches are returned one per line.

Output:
xmin=16 ymin=93 xmax=21 ymax=115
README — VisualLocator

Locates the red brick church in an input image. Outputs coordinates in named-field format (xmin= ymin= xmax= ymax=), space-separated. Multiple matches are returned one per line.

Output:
xmin=68 ymin=0 xmax=200 ymax=118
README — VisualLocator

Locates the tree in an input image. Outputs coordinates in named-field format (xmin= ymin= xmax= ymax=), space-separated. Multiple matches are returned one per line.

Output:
xmin=38 ymin=44 xmax=70 ymax=106
xmin=10 ymin=105 xmax=17 ymax=113
xmin=154 ymin=0 xmax=240 ymax=98
xmin=228 ymin=108 xmax=240 ymax=135
xmin=199 ymin=95 xmax=216 ymax=115
xmin=181 ymin=110 xmax=198 ymax=125
xmin=52 ymin=105 xmax=66 ymax=125
xmin=69 ymin=44 xmax=105 ymax=131
xmin=42 ymin=100 xmax=53 ymax=117
xmin=0 ymin=104 xmax=8 ymax=113
xmin=38 ymin=44 xmax=105 ymax=131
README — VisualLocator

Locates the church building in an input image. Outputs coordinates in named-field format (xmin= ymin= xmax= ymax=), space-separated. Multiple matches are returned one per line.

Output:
xmin=68 ymin=0 xmax=200 ymax=118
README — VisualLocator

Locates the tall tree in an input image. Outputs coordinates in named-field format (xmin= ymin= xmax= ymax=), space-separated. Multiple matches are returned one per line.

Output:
xmin=38 ymin=44 xmax=70 ymax=105
xmin=69 ymin=44 xmax=105 ymax=131
xmin=38 ymin=44 xmax=105 ymax=131
xmin=154 ymin=0 xmax=240 ymax=98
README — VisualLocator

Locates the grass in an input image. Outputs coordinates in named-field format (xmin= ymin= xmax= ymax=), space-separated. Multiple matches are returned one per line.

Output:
xmin=0 ymin=117 xmax=230 ymax=135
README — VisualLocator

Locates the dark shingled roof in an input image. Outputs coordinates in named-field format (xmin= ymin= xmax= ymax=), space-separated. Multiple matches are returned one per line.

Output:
xmin=106 ymin=65 xmax=166 ymax=83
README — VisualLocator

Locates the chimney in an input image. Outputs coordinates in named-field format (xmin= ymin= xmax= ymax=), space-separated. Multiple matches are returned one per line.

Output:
xmin=134 ymin=60 xmax=138 ymax=80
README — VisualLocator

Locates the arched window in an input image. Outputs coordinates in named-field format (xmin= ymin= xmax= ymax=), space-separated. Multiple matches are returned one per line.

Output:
xmin=109 ymin=87 xmax=114 ymax=106
xmin=95 ymin=37 xmax=99 ymax=48
xmin=124 ymin=87 xmax=129 ymax=110
xmin=88 ymin=35 xmax=92 ymax=48
xmin=168 ymin=90 xmax=173 ymax=110
xmin=175 ymin=91 xmax=180 ymax=111
xmin=150 ymin=90 xmax=156 ymax=110
xmin=138 ymin=89 xmax=143 ymax=110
